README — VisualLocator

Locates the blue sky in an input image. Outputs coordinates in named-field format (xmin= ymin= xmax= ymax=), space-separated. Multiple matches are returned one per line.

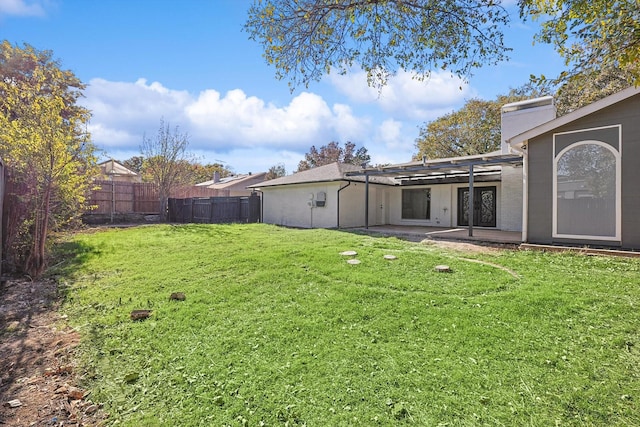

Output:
xmin=1 ymin=0 xmax=566 ymax=175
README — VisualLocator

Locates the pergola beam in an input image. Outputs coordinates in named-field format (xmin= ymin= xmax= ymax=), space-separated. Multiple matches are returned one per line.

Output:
xmin=357 ymin=153 xmax=523 ymax=232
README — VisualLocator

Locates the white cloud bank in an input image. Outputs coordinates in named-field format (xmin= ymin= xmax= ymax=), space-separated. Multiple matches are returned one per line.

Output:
xmin=82 ymin=70 xmax=470 ymax=174
xmin=327 ymin=69 xmax=474 ymax=121
xmin=0 ymin=0 xmax=46 ymax=17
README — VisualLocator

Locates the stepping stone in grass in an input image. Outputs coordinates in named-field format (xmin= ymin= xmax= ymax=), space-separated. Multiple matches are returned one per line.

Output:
xmin=383 ymin=254 xmax=397 ymax=260
xmin=347 ymin=259 xmax=361 ymax=265
xmin=170 ymin=292 xmax=186 ymax=301
xmin=340 ymin=250 xmax=357 ymax=256
xmin=434 ymin=265 xmax=452 ymax=273
xmin=130 ymin=309 xmax=152 ymax=320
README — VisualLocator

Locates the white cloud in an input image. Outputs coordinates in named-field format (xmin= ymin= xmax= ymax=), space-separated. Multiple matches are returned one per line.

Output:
xmin=370 ymin=119 xmax=417 ymax=165
xmin=0 ymin=0 xmax=46 ymax=17
xmin=83 ymin=76 xmax=471 ymax=173
xmin=327 ymin=68 xmax=474 ymax=121
xmin=185 ymin=89 xmax=338 ymax=149
xmin=82 ymin=78 xmax=375 ymax=171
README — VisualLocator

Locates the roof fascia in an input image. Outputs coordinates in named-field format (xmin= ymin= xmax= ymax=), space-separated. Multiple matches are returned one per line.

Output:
xmin=509 ymin=86 xmax=640 ymax=147
xmin=346 ymin=154 xmax=523 ymax=177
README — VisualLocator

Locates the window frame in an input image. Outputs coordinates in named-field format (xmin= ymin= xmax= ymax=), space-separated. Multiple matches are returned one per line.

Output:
xmin=401 ymin=188 xmax=432 ymax=220
xmin=552 ymin=125 xmax=621 ymax=241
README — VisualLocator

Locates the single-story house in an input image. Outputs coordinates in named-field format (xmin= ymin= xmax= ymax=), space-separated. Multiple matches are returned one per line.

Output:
xmin=98 ymin=159 xmax=141 ymax=183
xmin=197 ymin=171 xmax=267 ymax=197
xmin=249 ymin=163 xmax=394 ymax=228
xmin=251 ymin=86 xmax=640 ymax=250
xmin=251 ymin=94 xmax=554 ymax=232
xmin=508 ymin=85 xmax=640 ymax=250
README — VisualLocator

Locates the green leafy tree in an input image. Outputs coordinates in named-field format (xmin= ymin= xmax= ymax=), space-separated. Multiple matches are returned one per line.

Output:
xmin=414 ymin=98 xmax=501 ymax=159
xmin=247 ymin=0 xmax=639 ymax=94
xmin=520 ymin=0 xmax=640 ymax=86
xmin=141 ymin=119 xmax=196 ymax=221
xmin=297 ymin=141 xmax=370 ymax=172
xmin=265 ymin=163 xmax=286 ymax=180
xmin=188 ymin=162 xmax=233 ymax=184
xmin=0 ymin=41 xmax=98 ymax=277
xmin=245 ymin=0 xmax=510 ymax=90
xmin=548 ymin=64 xmax=637 ymax=116
xmin=121 ymin=156 xmax=144 ymax=174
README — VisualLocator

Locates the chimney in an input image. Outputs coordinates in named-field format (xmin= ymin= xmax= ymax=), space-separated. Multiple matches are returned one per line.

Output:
xmin=213 ymin=171 xmax=220 ymax=183
xmin=501 ymin=96 xmax=556 ymax=153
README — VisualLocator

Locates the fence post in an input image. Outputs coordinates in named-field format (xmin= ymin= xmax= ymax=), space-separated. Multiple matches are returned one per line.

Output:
xmin=110 ymin=179 xmax=115 ymax=223
xmin=248 ymin=192 xmax=260 ymax=223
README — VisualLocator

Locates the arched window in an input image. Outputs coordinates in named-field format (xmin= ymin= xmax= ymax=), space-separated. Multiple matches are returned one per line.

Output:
xmin=553 ymin=140 xmax=620 ymax=240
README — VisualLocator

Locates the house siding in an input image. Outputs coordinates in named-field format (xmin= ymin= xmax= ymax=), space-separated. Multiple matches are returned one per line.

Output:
xmin=261 ymin=183 xmax=341 ymax=228
xmin=387 ymin=181 xmax=506 ymax=229
xmin=527 ymin=133 xmax=554 ymax=244
xmin=527 ymin=93 xmax=640 ymax=249
xmin=621 ymin=96 xmax=640 ymax=249
xmin=259 ymin=181 xmax=388 ymax=229
xmin=338 ymin=181 xmax=373 ymax=228
xmin=500 ymin=166 xmax=523 ymax=231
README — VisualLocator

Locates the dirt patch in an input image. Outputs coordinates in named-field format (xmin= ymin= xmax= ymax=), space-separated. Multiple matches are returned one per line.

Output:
xmin=0 ymin=278 xmax=107 ymax=426
xmin=422 ymin=238 xmax=511 ymax=254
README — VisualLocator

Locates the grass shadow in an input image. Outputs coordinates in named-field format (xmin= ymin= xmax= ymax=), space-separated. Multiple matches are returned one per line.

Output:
xmin=48 ymin=239 xmax=102 ymax=277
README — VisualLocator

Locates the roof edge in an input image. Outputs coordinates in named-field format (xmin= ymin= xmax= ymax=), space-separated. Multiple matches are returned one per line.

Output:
xmin=508 ymin=86 xmax=640 ymax=147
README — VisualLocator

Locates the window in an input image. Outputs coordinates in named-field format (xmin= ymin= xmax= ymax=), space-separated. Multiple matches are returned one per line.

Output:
xmin=402 ymin=188 xmax=431 ymax=220
xmin=553 ymin=131 xmax=620 ymax=241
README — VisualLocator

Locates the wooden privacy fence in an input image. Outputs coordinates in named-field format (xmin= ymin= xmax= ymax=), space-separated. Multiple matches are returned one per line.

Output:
xmin=88 ymin=180 xmax=160 ymax=214
xmin=168 ymin=194 xmax=261 ymax=224
xmin=86 ymin=181 xmax=230 ymax=216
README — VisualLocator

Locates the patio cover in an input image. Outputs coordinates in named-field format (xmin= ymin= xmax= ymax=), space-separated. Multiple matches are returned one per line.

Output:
xmin=345 ymin=151 xmax=524 ymax=236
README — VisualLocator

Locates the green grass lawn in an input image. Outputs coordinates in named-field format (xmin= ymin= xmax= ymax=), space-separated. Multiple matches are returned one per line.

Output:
xmin=54 ymin=224 xmax=640 ymax=426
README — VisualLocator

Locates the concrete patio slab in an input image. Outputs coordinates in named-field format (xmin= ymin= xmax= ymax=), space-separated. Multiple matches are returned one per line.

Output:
xmin=351 ymin=225 xmax=522 ymax=245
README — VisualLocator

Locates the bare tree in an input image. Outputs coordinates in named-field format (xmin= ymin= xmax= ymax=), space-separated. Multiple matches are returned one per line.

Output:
xmin=141 ymin=119 xmax=195 ymax=222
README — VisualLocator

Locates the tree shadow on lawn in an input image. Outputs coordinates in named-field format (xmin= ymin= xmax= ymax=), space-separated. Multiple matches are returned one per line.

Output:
xmin=49 ymin=239 xmax=103 ymax=278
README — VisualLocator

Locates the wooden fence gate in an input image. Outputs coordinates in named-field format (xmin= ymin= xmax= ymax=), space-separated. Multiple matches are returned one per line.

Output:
xmin=168 ymin=194 xmax=260 ymax=224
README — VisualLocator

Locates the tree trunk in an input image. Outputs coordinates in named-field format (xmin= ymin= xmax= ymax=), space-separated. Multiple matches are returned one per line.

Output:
xmin=159 ymin=191 xmax=169 ymax=222
xmin=25 ymin=181 xmax=51 ymax=278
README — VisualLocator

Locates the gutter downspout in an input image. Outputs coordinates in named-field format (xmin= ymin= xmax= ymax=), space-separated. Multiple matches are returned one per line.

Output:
xmin=337 ymin=181 xmax=351 ymax=229
xmin=509 ymin=144 xmax=528 ymax=243
xmin=365 ymin=175 xmax=369 ymax=229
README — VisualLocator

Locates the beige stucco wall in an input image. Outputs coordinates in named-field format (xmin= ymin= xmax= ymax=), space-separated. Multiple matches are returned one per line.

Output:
xmin=261 ymin=182 xmax=339 ymax=228
xmin=499 ymin=166 xmax=523 ymax=231
xmin=260 ymin=176 xmax=523 ymax=231
xmin=259 ymin=181 xmax=390 ymax=229
xmin=386 ymin=181 xmax=510 ymax=229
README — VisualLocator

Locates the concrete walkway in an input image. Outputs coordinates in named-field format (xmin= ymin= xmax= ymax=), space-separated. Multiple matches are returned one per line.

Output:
xmin=353 ymin=225 xmax=522 ymax=245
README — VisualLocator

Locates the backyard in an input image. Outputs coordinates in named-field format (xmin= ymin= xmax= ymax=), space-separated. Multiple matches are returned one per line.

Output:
xmin=3 ymin=223 xmax=640 ymax=426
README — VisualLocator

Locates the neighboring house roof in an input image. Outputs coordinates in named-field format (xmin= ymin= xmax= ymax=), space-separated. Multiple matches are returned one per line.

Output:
xmin=98 ymin=159 xmax=139 ymax=178
xmin=508 ymin=85 xmax=640 ymax=148
xmin=250 ymin=162 xmax=396 ymax=188
xmin=197 ymin=172 xmax=267 ymax=189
